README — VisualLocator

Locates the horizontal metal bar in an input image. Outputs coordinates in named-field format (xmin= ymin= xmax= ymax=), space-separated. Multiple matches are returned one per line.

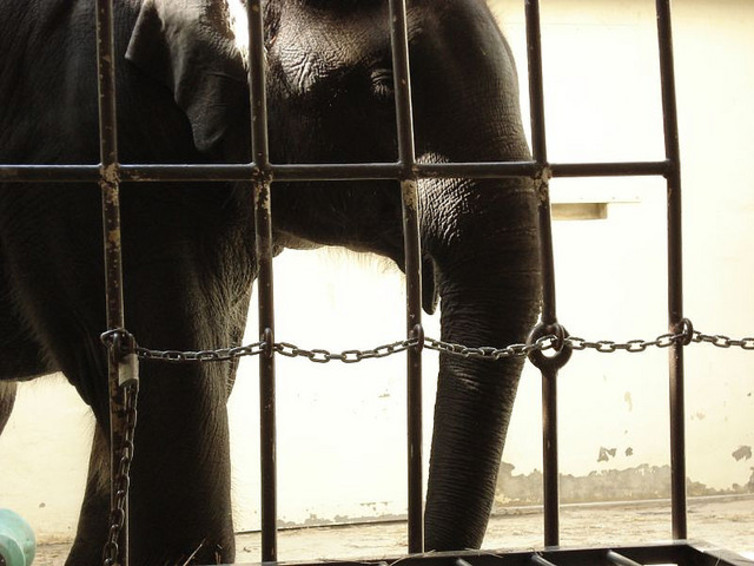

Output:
xmin=607 ymin=550 xmax=644 ymax=566
xmin=531 ymin=554 xmax=559 ymax=566
xmin=0 ymin=159 xmax=672 ymax=183
xmin=550 ymin=160 xmax=670 ymax=178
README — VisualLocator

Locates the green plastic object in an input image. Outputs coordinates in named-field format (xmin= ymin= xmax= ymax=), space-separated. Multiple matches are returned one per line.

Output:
xmin=0 ymin=509 xmax=35 ymax=566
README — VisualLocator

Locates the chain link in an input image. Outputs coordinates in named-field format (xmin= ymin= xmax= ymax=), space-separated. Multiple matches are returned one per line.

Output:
xmin=274 ymin=339 xmax=419 ymax=363
xmin=690 ymin=331 xmax=754 ymax=350
xmin=134 ymin=342 xmax=267 ymax=363
xmin=425 ymin=335 xmax=559 ymax=360
xmin=566 ymin=332 xmax=685 ymax=353
xmin=102 ymin=381 xmax=138 ymax=566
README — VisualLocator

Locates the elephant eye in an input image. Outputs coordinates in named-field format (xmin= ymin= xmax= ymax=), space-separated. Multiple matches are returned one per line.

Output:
xmin=370 ymin=68 xmax=394 ymax=101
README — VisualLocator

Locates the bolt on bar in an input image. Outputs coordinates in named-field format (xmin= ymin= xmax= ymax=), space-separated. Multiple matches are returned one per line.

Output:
xmin=246 ymin=0 xmax=279 ymax=563
xmin=388 ymin=0 xmax=425 ymax=553
xmin=95 ymin=0 xmax=130 ymax=564
xmin=655 ymin=0 xmax=687 ymax=541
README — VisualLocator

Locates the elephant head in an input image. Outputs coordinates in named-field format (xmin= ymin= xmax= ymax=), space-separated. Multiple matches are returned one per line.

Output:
xmin=125 ymin=0 xmax=541 ymax=553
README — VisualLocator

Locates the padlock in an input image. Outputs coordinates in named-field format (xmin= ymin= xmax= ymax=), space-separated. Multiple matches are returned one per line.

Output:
xmin=118 ymin=352 xmax=140 ymax=387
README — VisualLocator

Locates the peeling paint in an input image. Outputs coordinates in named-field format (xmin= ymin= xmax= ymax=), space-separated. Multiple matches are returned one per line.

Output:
xmin=107 ymin=229 xmax=120 ymax=246
xmin=100 ymin=162 xmax=119 ymax=185
xmin=495 ymin=462 xmax=754 ymax=508
xmin=732 ymin=446 xmax=752 ymax=461
xmin=597 ymin=446 xmax=617 ymax=462
xmin=401 ymin=179 xmax=419 ymax=211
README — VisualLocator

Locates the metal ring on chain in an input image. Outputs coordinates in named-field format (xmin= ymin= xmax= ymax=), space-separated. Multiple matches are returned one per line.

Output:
xmin=527 ymin=322 xmax=572 ymax=372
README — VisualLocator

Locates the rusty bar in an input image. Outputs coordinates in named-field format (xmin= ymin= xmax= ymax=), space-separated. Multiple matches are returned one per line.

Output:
xmin=656 ymin=0 xmax=687 ymax=541
xmin=525 ymin=0 xmax=561 ymax=547
xmin=247 ymin=0 xmax=278 ymax=562
xmin=94 ymin=0 xmax=129 ymax=564
xmin=388 ymin=0 xmax=424 ymax=553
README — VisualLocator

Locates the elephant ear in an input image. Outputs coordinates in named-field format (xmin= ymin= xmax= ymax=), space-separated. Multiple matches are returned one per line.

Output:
xmin=125 ymin=0 xmax=247 ymax=153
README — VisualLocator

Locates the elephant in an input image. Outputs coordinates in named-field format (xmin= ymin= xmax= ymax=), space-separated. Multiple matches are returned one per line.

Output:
xmin=0 ymin=0 xmax=541 ymax=564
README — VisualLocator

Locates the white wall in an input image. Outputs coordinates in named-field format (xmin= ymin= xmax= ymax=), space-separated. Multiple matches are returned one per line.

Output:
xmin=0 ymin=0 xmax=752 ymax=549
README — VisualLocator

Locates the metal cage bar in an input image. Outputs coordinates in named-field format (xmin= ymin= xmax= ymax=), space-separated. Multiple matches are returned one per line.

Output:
xmin=655 ymin=0 xmax=687 ymax=541
xmin=387 ymin=0 xmax=426 ymax=553
xmin=524 ymin=0 xmax=564 ymax=548
xmin=246 ymin=0 xmax=280 ymax=562
xmin=94 ymin=0 xmax=130 ymax=564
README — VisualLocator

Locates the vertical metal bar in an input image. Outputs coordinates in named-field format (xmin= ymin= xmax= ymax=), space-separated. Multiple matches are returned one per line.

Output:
xmin=248 ymin=0 xmax=269 ymax=170
xmin=656 ymin=0 xmax=687 ymax=541
xmin=540 ymin=365 xmax=559 ymax=546
xmin=255 ymin=179 xmax=277 ymax=564
xmin=247 ymin=1 xmax=278 ymax=561
xmin=525 ymin=0 xmax=561 ymax=547
xmin=388 ymin=0 xmax=424 ymax=553
xmin=401 ymin=177 xmax=424 ymax=554
xmin=95 ymin=0 xmax=128 ymax=563
xmin=525 ymin=0 xmax=556 ymax=322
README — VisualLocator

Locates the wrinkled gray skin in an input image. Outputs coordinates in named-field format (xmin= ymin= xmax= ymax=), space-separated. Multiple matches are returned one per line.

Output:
xmin=0 ymin=0 xmax=540 ymax=563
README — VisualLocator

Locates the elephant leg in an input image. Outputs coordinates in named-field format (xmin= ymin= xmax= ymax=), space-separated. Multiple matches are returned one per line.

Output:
xmin=0 ymin=254 xmax=55 ymax=436
xmin=0 ymin=258 xmax=54 ymax=381
xmin=0 ymin=381 xmax=17 ymax=435
xmin=1 ymin=197 xmax=247 ymax=565
xmin=67 ymin=426 xmax=111 ymax=565
xmin=59 ymin=284 xmax=241 ymax=566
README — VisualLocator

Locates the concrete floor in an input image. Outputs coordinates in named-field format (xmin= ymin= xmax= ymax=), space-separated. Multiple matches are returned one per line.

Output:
xmin=32 ymin=495 xmax=754 ymax=565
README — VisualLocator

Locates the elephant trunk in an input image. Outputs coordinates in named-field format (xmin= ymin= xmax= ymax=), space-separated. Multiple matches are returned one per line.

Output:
xmin=422 ymin=178 xmax=541 ymax=550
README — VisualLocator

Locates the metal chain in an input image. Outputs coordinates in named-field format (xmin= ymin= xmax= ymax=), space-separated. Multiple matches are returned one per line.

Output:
xmin=274 ymin=339 xmax=419 ymax=363
xmin=425 ymin=335 xmax=559 ymax=360
xmin=135 ymin=342 xmax=267 ymax=363
xmin=102 ymin=381 xmax=138 ymax=566
xmin=94 ymin=321 xmax=752 ymax=565
xmin=566 ymin=331 xmax=686 ymax=353
xmin=122 ymin=326 xmax=754 ymax=364
xmin=690 ymin=331 xmax=754 ymax=350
